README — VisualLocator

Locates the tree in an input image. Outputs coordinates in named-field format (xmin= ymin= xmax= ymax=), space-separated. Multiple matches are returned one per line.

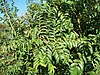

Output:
xmin=0 ymin=0 xmax=100 ymax=75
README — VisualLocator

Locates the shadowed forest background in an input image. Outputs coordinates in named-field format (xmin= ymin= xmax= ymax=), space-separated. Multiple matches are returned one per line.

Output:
xmin=0 ymin=0 xmax=100 ymax=75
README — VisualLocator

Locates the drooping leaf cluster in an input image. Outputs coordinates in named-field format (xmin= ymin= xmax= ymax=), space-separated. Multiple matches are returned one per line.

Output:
xmin=0 ymin=0 xmax=100 ymax=75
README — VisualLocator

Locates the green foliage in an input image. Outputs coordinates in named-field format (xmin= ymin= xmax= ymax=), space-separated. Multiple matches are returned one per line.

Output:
xmin=0 ymin=0 xmax=100 ymax=75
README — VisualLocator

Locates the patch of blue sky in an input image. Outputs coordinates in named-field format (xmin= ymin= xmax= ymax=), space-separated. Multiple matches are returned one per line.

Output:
xmin=0 ymin=0 xmax=41 ymax=18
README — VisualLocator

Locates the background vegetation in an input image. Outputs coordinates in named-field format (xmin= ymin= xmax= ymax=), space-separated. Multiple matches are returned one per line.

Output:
xmin=0 ymin=0 xmax=100 ymax=75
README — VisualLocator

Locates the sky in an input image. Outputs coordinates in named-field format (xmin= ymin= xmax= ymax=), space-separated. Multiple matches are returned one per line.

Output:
xmin=14 ymin=0 xmax=41 ymax=16
xmin=0 ymin=0 xmax=41 ymax=17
